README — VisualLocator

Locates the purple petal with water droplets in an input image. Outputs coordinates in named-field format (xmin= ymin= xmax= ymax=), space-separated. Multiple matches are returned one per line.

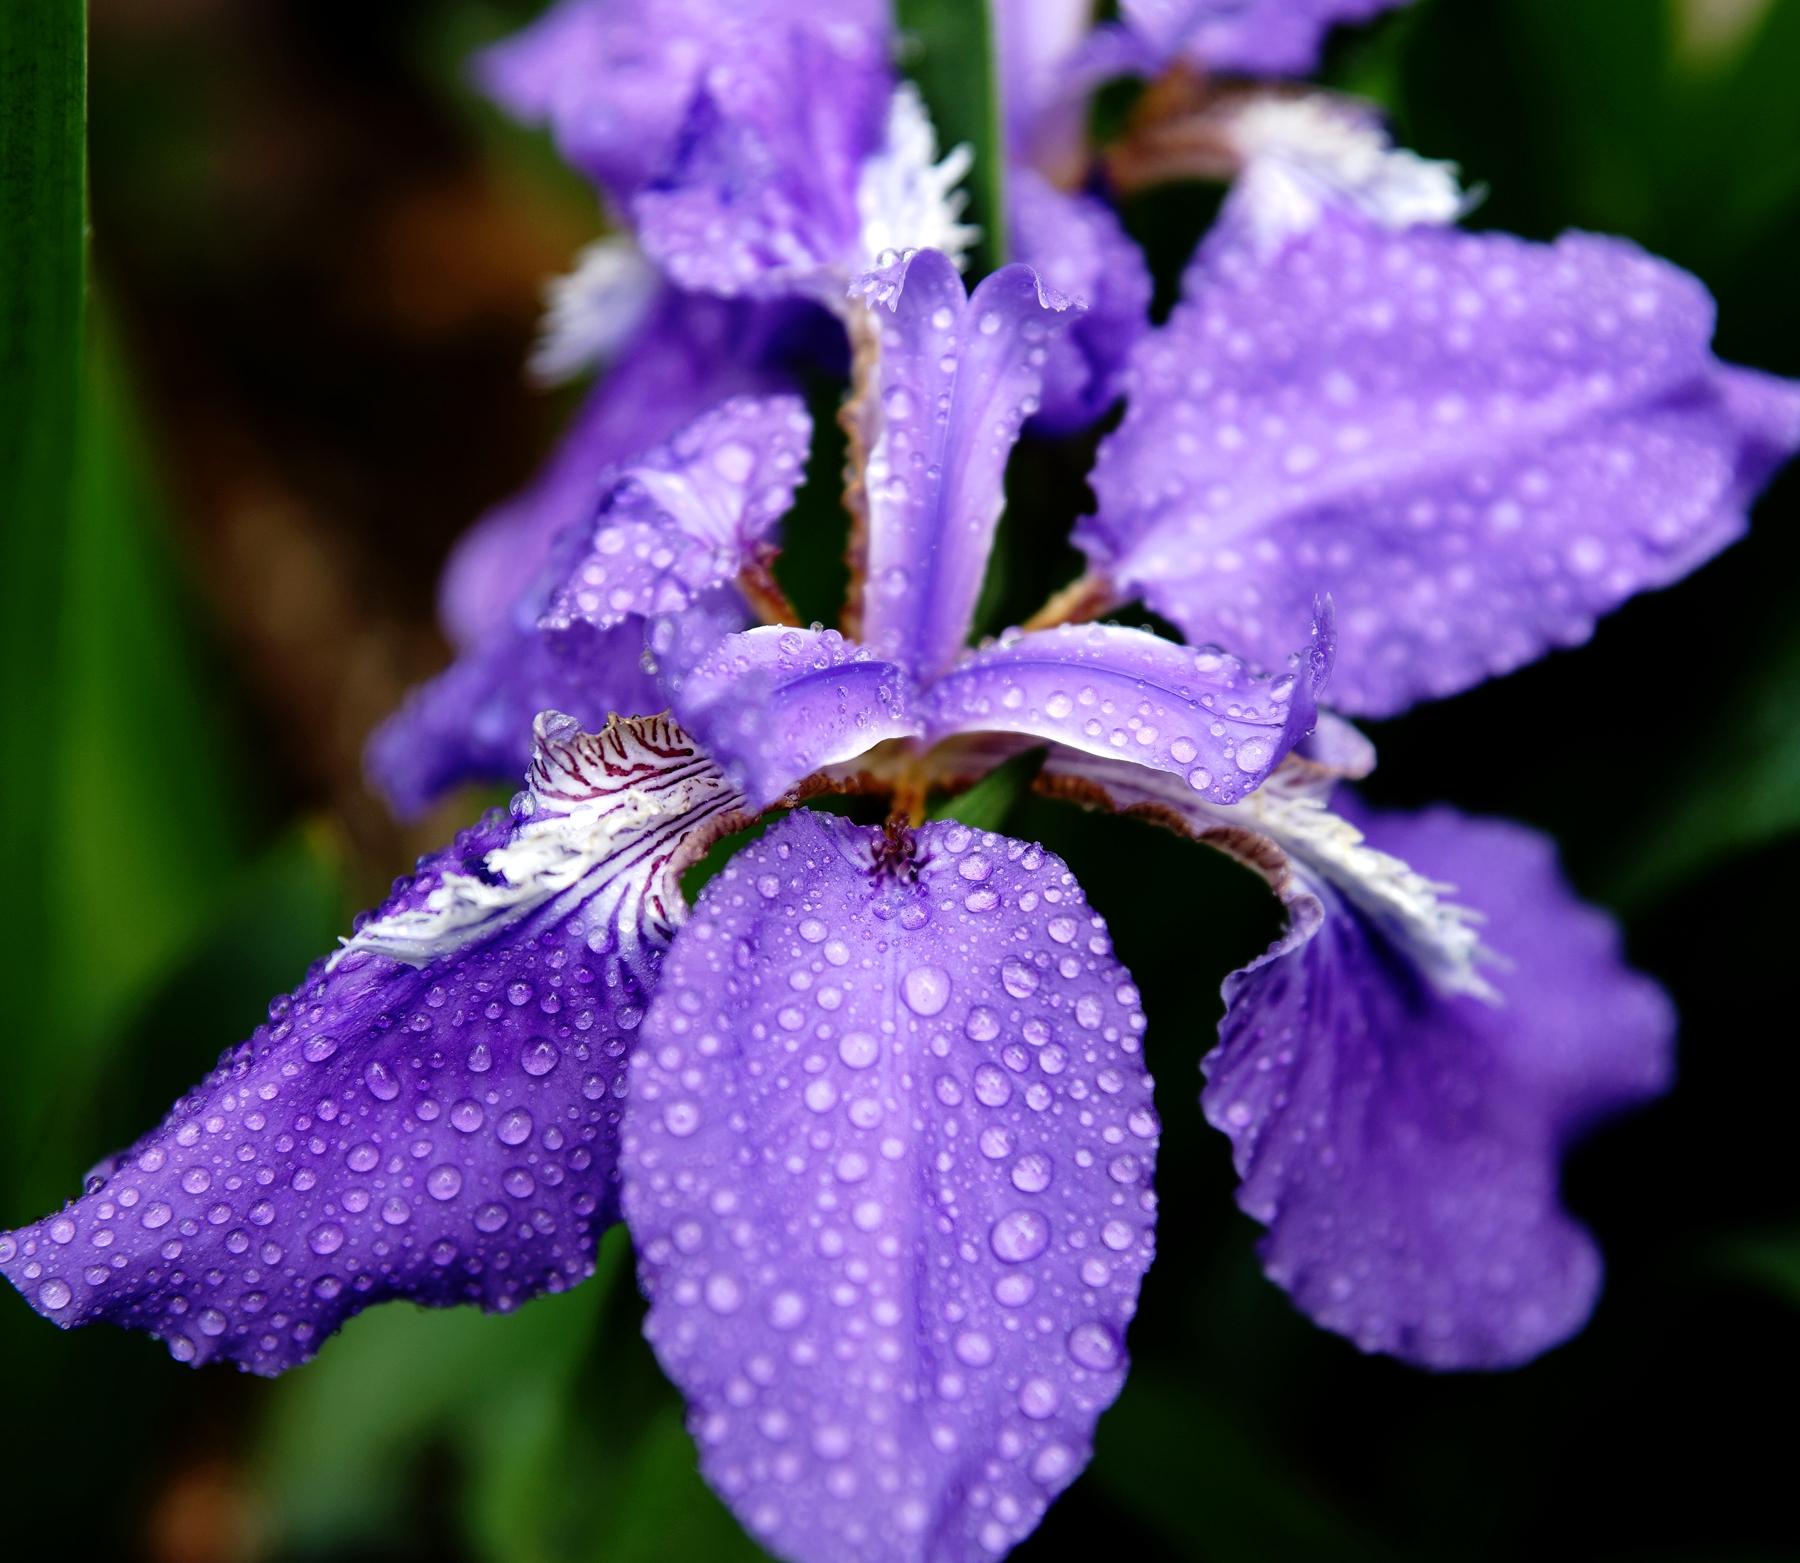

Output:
xmin=540 ymin=393 xmax=811 ymax=632
xmin=1082 ymin=218 xmax=1800 ymax=717
xmin=1120 ymin=0 xmax=1410 ymax=75
xmin=1204 ymin=797 xmax=1674 ymax=1368
xmin=366 ymin=616 xmax=664 ymax=823
xmin=474 ymin=0 xmax=888 ymax=208
xmin=853 ymin=249 xmax=1079 ymax=681
xmin=1011 ymin=170 xmax=1152 ymax=434
xmin=622 ymin=809 xmax=1157 ymax=1562
xmin=632 ymin=21 xmax=891 ymax=299
xmin=1 ymin=716 xmax=742 ymax=1374
xmin=919 ymin=617 xmax=1331 ymax=805
xmin=668 ymin=626 xmax=920 ymax=807
xmin=440 ymin=291 xmax=806 ymax=652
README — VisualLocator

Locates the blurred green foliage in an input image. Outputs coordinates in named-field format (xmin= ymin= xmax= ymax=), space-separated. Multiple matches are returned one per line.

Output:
xmin=4 ymin=3 xmax=1800 ymax=1561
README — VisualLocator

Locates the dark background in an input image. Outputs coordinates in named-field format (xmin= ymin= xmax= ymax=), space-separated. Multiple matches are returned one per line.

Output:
xmin=4 ymin=2 xmax=1798 ymax=1559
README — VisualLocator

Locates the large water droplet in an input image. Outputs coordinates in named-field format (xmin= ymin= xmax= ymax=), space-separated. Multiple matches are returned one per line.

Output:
xmin=989 ymin=1209 xmax=1050 ymax=1263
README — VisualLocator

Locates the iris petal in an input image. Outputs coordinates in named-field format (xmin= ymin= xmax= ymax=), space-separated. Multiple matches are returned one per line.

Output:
xmin=623 ymin=810 xmax=1157 ymax=1562
xmin=2 ymin=715 xmax=743 ymax=1373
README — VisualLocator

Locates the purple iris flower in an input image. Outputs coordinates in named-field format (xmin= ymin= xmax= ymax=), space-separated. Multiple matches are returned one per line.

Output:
xmin=1076 ymin=96 xmax=1800 ymax=715
xmin=13 ymin=2 xmax=1800 ymax=1559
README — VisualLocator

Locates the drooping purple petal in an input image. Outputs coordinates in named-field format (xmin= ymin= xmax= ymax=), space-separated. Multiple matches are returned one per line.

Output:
xmin=622 ymin=810 xmax=1157 ymax=1562
xmin=1204 ymin=797 xmax=1674 ymax=1368
xmin=2 ymin=716 xmax=743 ymax=1373
xmin=669 ymin=626 xmax=920 ymax=806
xmin=540 ymin=393 xmax=812 ymax=631
xmin=852 ymin=250 xmax=1078 ymax=681
xmin=1081 ymin=216 xmax=1800 ymax=716
xmin=920 ymin=614 xmax=1331 ymax=805
xmin=1011 ymin=170 xmax=1152 ymax=434
xmin=631 ymin=21 xmax=892 ymax=300
xmin=1030 ymin=752 xmax=1673 ymax=1367
xmin=1121 ymin=0 xmax=1412 ymax=77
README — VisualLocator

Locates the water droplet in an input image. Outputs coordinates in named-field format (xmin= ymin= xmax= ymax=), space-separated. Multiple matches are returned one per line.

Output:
xmin=901 ymin=965 xmax=951 ymax=1016
xmin=496 ymin=1109 xmax=533 ymax=1146
xmin=521 ymin=1038 xmax=560 ymax=1076
xmin=1067 ymin=1321 xmax=1120 ymax=1370
xmin=1010 ymin=1152 xmax=1053 ymax=1193
xmin=664 ymin=1100 xmax=701 ymax=1137
xmin=837 ymin=1032 xmax=879 ymax=1070
xmin=427 ymin=1165 xmax=463 ymax=1201
xmin=309 ymin=1223 xmax=345 ymax=1256
xmin=365 ymin=1060 xmax=401 ymax=1101
xmin=1235 ymin=737 xmax=1273 ymax=773
xmin=1018 ymin=1378 xmax=1059 ymax=1419
xmin=990 ymin=1209 xmax=1050 ymax=1263
xmin=38 ymin=1278 xmax=71 ymax=1311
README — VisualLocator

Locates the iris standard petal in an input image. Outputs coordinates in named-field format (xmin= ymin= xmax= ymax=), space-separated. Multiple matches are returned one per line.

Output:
xmin=850 ymin=249 xmax=1078 ymax=680
xmin=1120 ymin=0 xmax=1411 ymax=76
xmin=439 ymin=291 xmax=808 ymax=651
xmin=1082 ymin=214 xmax=1800 ymax=716
xmin=541 ymin=392 xmax=812 ymax=631
xmin=1 ymin=715 xmax=744 ymax=1373
xmin=632 ymin=19 xmax=892 ymax=299
xmin=1011 ymin=169 xmax=1152 ymax=434
xmin=669 ymin=626 xmax=920 ymax=807
xmin=920 ymin=615 xmax=1331 ymax=805
xmin=622 ymin=810 xmax=1157 ymax=1563
xmin=475 ymin=0 xmax=888 ymax=208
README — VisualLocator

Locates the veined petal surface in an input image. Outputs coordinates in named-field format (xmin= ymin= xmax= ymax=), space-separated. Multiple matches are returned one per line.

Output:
xmin=1082 ymin=216 xmax=1800 ymax=716
xmin=1 ymin=716 xmax=742 ymax=1373
xmin=623 ymin=811 xmax=1157 ymax=1562
xmin=920 ymin=615 xmax=1330 ymax=805
xmin=1035 ymin=751 xmax=1673 ymax=1368
xmin=1206 ymin=797 xmax=1674 ymax=1367
xmin=852 ymin=250 xmax=1078 ymax=681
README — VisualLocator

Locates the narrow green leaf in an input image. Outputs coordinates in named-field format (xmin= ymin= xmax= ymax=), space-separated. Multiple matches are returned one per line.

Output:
xmin=897 ymin=0 xmax=1007 ymax=271
xmin=0 ymin=0 xmax=86 ymax=1187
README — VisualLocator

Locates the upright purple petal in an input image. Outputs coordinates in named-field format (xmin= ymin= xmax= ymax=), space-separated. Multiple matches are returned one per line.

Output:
xmin=852 ymin=250 xmax=1078 ymax=680
xmin=375 ymin=306 xmax=821 ymax=818
xmin=541 ymin=393 xmax=812 ymax=631
xmin=1121 ymin=0 xmax=1411 ymax=77
xmin=920 ymin=615 xmax=1331 ymax=805
xmin=440 ymin=291 xmax=804 ymax=652
xmin=669 ymin=626 xmax=920 ymax=806
xmin=2 ymin=716 xmax=743 ymax=1373
xmin=1204 ymin=797 xmax=1674 ymax=1367
xmin=623 ymin=810 xmax=1157 ymax=1562
xmin=992 ymin=0 xmax=1093 ymax=177
xmin=475 ymin=0 xmax=890 ymax=209
xmin=1082 ymin=215 xmax=1800 ymax=716
xmin=1011 ymin=170 xmax=1152 ymax=434
xmin=632 ymin=21 xmax=892 ymax=299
